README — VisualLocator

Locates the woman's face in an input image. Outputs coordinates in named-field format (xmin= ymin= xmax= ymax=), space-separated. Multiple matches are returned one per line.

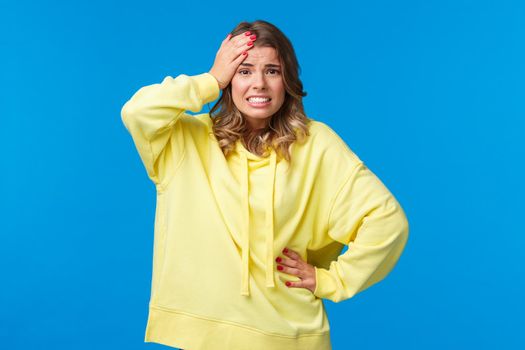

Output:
xmin=231 ymin=46 xmax=285 ymax=130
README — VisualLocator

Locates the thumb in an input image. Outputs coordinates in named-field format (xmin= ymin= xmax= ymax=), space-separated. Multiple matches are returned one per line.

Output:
xmin=221 ymin=33 xmax=232 ymax=46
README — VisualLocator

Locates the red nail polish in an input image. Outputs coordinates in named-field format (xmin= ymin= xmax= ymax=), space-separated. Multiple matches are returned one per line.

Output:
xmin=283 ymin=248 xmax=288 ymax=253
xmin=276 ymin=257 xmax=282 ymax=262
xmin=277 ymin=265 xmax=283 ymax=270
xmin=245 ymin=31 xmax=251 ymax=36
xmin=285 ymin=281 xmax=291 ymax=287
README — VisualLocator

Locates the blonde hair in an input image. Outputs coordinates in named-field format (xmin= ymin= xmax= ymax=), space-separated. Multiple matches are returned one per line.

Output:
xmin=209 ymin=19 xmax=312 ymax=164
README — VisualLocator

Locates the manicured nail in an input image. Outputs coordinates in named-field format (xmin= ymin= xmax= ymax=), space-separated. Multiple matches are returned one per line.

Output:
xmin=245 ymin=31 xmax=251 ymax=36
xmin=283 ymin=248 xmax=288 ymax=253
xmin=242 ymin=51 xmax=247 ymax=56
xmin=285 ymin=281 xmax=291 ymax=287
xmin=277 ymin=265 xmax=283 ymax=270
xmin=250 ymin=34 xmax=256 ymax=40
xmin=275 ymin=257 xmax=282 ymax=263
xmin=247 ymin=41 xmax=253 ymax=46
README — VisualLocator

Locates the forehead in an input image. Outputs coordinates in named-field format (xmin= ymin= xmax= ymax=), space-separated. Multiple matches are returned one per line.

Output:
xmin=242 ymin=46 xmax=280 ymax=65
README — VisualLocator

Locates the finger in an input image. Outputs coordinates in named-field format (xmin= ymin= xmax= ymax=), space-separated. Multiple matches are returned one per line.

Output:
xmin=276 ymin=256 xmax=298 ymax=268
xmin=277 ymin=264 xmax=302 ymax=277
xmin=231 ymin=31 xmax=254 ymax=43
xmin=284 ymin=279 xmax=308 ymax=289
xmin=226 ymin=31 xmax=244 ymax=45
xmin=227 ymin=40 xmax=253 ymax=64
xmin=282 ymin=247 xmax=303 ymax=261
xmin=227 ymin=31 xmax=255 ymax=49
xmin=234 ymin=49 xmax=249 ymax=63
xmin=232 ymin=37 xmax=255 ymax=51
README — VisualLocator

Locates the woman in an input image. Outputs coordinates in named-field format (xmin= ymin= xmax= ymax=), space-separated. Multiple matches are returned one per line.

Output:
xmin=121 ymin=20 xmax=409 ymax=350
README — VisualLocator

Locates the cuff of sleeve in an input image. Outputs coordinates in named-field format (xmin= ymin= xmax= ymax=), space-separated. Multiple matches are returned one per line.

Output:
xmin=192 ymin=72 xmax=220 ymax=105
xmin=313 ymin=266 xmax=337 ymax=300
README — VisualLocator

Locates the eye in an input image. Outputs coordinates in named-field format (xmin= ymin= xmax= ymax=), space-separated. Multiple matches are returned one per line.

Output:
xmin=238 ymin=69 xmax=281 ymax=76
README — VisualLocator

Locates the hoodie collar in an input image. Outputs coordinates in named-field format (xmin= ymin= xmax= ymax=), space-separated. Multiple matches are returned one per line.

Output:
xmin=235 ymin=140 xmax=277 ymax=296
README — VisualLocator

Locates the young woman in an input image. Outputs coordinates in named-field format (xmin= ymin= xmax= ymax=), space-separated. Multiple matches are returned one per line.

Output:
xmin=121 ymin=19 xmax=409 ymax=350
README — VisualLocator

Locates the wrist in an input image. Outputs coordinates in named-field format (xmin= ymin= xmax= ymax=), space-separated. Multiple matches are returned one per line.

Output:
xmin=208 ymin=71 xmax=223 ymax=89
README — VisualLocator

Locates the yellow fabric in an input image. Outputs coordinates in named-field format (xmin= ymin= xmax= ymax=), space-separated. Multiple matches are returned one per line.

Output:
xmin=236 ymin=140 xmax=278 ymax=295
xmin=121 ymin=72 xmax=410 ymax=350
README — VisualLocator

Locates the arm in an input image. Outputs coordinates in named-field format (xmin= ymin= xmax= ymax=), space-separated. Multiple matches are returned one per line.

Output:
xmin=121 ymin=72 xmax=220 ymax=186
xmin=313 ymin=162 xmax=409 ymax=303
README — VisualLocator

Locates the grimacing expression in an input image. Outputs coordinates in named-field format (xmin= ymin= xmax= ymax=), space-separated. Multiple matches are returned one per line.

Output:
xmin=231 ymin=46 xmax=286 ymax=129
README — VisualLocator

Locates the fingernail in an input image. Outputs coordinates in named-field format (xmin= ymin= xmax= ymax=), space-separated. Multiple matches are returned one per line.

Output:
xmin=283 ymin=248 xmax=288 ymax=253
xmin=285 ymin=281 xmax=291 ymax=287
xmin=247 ymin=41 xmax=253 ymax=46
xmin=277 ymin=265 xmax=283 ymax=271
xmin=242 ymin=51 xmax=247 ymax=56
xmin=275 ymin=257 xmax=282 ymax=263
xmin=250 ymin=34 xmax=256 ymax=40
xmin=245 ymin=31 xmax=251 ymax=36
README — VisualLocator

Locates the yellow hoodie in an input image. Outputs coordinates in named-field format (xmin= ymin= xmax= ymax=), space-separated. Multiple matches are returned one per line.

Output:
xmin=121 ymin=72 xmax=409 ymax=350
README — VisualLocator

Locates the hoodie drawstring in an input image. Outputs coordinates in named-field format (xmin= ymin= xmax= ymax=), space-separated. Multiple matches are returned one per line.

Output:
xmin=239 ymin=145 xmax=277 ymax=296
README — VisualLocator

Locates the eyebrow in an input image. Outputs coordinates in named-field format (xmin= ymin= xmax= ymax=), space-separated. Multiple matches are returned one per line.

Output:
xmin=239 ymin=63 xmax=281 ymax=68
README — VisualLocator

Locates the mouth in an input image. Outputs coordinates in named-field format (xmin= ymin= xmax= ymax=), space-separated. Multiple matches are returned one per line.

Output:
xmin=246 ymin=97 xmax=272 ymax=108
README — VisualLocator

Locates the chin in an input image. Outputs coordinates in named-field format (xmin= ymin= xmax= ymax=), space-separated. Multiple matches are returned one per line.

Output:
xmin=244 ymin=111 xmax=275 ymax=118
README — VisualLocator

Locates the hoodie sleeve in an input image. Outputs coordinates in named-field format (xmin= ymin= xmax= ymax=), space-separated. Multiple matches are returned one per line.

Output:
xmin=121 ymin=72 xmax=220 ymax=186
xmin=313 ymin=161 xmax=409 ymax=303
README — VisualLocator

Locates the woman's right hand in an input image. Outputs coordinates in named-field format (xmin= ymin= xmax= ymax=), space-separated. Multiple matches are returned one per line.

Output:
xmin=208 ymin=31 xmax=257 ymax=90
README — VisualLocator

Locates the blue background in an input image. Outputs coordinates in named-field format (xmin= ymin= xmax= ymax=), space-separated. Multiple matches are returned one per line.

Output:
xmin=1 ymin=0 xmax=523 ymax=349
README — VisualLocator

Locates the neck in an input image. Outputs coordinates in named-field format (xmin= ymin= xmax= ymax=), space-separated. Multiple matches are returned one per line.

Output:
xmin=243 ymin=114 xmax=272 ymax=131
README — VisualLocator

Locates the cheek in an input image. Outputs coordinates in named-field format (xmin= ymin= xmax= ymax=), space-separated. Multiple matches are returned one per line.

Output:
xmin=231 ymin=87 xmax=242 ymax=103
xmin=272 ymin=81 xmax=285 ymax=96
xmin=274 ymin=85 xmax=286 ymax=102
xmin=231 ymin=80 xmax=248 ymax=100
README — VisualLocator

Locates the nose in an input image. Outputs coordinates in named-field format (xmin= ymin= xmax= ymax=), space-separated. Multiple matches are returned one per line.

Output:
xmin=251 ymin=71 xmax=268 ymax=90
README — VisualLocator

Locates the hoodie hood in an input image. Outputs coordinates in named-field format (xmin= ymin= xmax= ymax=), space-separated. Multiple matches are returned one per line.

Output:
xmin=234 ymin=139 xmax=278 ymax=296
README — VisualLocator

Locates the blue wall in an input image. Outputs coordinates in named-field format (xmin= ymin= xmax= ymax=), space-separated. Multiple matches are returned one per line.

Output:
xmin=1 ymin=1 xmax=523 ymax=349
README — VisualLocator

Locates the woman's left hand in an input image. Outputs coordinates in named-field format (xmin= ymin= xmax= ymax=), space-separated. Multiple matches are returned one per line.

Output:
xmin=276 ymin=247 xmax=317 ymax=293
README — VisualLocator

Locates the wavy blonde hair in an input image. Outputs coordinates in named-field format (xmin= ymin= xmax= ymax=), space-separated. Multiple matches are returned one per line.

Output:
xmin=209 ymin=20 xmax=312 ymax=164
